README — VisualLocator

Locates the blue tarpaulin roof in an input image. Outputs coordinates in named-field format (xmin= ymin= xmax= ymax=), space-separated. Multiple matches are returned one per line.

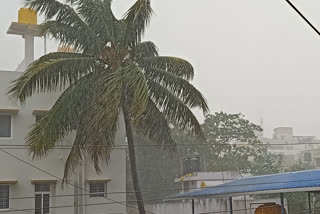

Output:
xmin=174 ymin=170 xmax=320 ymax=199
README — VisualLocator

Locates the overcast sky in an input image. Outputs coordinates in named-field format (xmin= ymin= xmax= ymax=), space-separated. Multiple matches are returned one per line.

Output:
xmin=1 ymin=0 xmax=320 ymax=138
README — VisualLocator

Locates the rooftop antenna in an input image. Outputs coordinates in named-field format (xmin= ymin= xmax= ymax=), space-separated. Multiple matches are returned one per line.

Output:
xmin=44 ymin=18 xmax=47 ymax=55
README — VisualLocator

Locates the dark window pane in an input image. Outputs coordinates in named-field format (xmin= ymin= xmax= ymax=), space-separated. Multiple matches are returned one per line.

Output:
xmin=35 ymin=115 xmax=45 ymax=122
xmin=35 ymin=194 xmax=42 ymax=214
xmin=0 ymin=115 xmax=11 ymax=138
xmin=0 ymin=185 xmax=9 ymax=209
xmin=43 ymin=194 xmax=50 ymax=214
xmin=89 ymin=183 xmax=105 ymax=197
xmin=35 ymin=184 xmax=50 ymax=192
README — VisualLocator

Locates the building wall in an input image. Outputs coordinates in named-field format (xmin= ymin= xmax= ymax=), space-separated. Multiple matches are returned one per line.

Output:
xmin=0 ymin=70 xmax=127 ymax=214
xmin=127 ymin=198 xmax=286 ymax=214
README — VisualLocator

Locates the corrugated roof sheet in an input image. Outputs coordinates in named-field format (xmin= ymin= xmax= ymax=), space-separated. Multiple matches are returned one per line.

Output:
xmin=174 ymin=170 xmax=320 ymax=199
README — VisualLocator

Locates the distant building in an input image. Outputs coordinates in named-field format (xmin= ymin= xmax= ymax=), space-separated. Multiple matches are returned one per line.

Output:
xmin=263 ymin=127 xmax=320 ymax=168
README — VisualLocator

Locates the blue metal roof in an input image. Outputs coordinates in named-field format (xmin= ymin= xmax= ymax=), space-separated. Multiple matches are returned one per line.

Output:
xmin=174 ymin=170 xmax=320 ymax=199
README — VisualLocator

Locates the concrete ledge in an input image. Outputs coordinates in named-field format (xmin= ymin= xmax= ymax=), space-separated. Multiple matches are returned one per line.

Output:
xmin=0 ymin=180 xmax=17 ymax=184
xmin=32 ymin=110 xmax=49 ymax=115
xmin=87 ymin=179 xmax=112 ymax=183
xmin=0 ymin=109 xmax=19 ymax=114
xmin=31 ymin=179 xmax=57 ymax=184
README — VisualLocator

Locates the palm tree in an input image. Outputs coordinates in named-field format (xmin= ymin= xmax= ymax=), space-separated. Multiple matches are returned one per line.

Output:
xmin=9 ymin=0 xmax=209 ymax=213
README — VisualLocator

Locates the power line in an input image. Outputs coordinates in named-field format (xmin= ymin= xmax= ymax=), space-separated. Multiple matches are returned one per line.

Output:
xmin=4 ymin=176 xmax=320 ymax=201
xmin=0 ymin=148 xmax=155 ymax=214
xmin=285 ymin=0 xmax=320 ymax=37
xmin=1 ymin=146 xmax=320 ymax=213
xmin=2 ymin=141 xmax=320 ymax=148
xmin=4 ymin=197 xmax=315 ymax=214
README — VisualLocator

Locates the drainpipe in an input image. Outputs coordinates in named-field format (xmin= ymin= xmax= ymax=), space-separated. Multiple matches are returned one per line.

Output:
xmin=308 ymin=192 xmax=312 ymax=214
xmin=244 ymin=195 xmax=247 ymax=214
xmin=192 ymin=199 xmax=195 ymax=214
xmin=82 ymin=161 xmax=87 ymax=214
xmin=229 ymin=197 xmax=233 ymax=214
xmin=280 ymin=193 xmax=285 ymax=214
xmin=74 ymin=177 xmax=79 ymax=214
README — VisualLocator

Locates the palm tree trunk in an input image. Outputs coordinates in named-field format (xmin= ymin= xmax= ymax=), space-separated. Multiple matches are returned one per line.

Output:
xmin=122 ymin=104 xmax=146 ymax=214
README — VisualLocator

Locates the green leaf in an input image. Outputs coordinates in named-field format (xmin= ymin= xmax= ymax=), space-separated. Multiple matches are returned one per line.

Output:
xmin=27 ymin=73 xmax=96 ymax=158
xmin=147 ymin=80 xmax=204 ymax=139
xmin=133 ymin=99 xmax=175 ymax=150
xmin=145 ymin=66 xmax=209 ymax=114
xmin=8 ymin=52 xmax=97 ymax=104
xmin=131 ymin=41 xmax=159 ymax=59
xmin=139 ymin=56 xmax=194 ymax=81
xmin=121 ymin=62 xmax=149 ymax=118
xmin=77 ymin=0 xmax=116 ymax=45
xmin=123 ymin=0 xmax=153 ymax=46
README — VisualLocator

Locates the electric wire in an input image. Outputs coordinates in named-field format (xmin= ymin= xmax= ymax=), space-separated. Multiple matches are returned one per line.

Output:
xmin=0 ymin=148 xmax=155 ymax=214
xmin=3 ymin=176 xmax=320 ymax=201
xmin=2 ymin=148 xmax=320 ymax=214
xmin=3 ymin=196 xmax=317 ymax=214
xmin=285 ymin=0 xmax=320 ymax=37
xmin=1 ymin=141 xmax=320 ymax=148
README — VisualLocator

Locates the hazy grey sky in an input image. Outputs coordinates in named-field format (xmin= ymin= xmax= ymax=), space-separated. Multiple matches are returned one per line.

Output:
xmin=1 ymin=0 xmax=320 ymax=138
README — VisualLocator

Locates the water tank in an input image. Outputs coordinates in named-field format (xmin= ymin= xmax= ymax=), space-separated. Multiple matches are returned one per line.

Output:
xmin=255 ymin=203 xmax=286 ymax=214
xmin=182 ymin=157 xmax=201 ymax=175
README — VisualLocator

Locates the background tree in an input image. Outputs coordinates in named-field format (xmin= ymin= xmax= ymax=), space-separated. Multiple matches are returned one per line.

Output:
xmin=175 ymin=112 xmax=283 ymax=174
xmin=129 ymin=112 xmax=283 ymax=201
xmin=9 ymin=1 xmax=208 ymax=213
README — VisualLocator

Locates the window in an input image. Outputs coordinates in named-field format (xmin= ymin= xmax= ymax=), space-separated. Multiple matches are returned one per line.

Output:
xmin=0 ymin=185 xmax=9 ymax=209
xmin=35 ymin=184 xmax=50 ymax=214
xmin=0 ymin=115 xmax=11 ymax=138
xmin=304 ymin=153 xmax=312 ymax=162
xmin=89 ymin=183 xmax=106 ymax=198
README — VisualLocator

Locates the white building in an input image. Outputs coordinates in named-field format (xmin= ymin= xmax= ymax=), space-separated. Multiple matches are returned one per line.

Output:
xmin=263 ymin=127 xmax=320 ymax=168
xmin=175 ymin=171 xmax=243 ymax=194
xmin=0 ymin=9 xmax=127 ymax=214
xmin=129 ymin=172 xmax=283 ymax=214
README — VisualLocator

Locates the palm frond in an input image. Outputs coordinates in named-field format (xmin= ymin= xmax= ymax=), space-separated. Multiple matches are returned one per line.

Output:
xmin=77 ymin=0 xmax=116 ymax=44
xmin=25 ymin=0 xmax=68 ymax=20
xmin=145 ymin=66 xmax=209 ymax=114
xmin=147 ymin=80 xmax=204 ymax=139
xmin=121 ymin=62 xmax=149 ymax=118
xmin=124 ymin=0 xmax=153 ymax=46
xmin=83 ymin=71 xmax=123 ymax=173
xmin=41 ymin=21 xmax=104 ymax=53
xmin=139 ymin=56 xmax=194 ymax=81
xmin=26 ymin=0 xmax=106 ymax=53
xmin=133 ymin=99 xmax=175 ymax=150
xmin=63 ymin=132 xmax=85 ymax=181
xmin=8 ymin=52 xmax=97 ymax=104
xmin=27 ymin=73 xmax=96 ymax=158
xmin=131 ymin=41 xmax=158 ymax=59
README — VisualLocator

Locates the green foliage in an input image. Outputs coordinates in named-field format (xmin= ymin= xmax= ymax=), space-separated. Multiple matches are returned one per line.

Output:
xmin=10 ymin=0 xmax=208 ymax=185
xmin=130 ymin=112 xmax=283 ymax=201
xmin=174 ymin=112 xmax=283 ymax=174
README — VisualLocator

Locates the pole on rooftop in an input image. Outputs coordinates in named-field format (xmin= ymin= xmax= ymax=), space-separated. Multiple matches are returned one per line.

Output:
xmin=244 ymin=195 xmax=247 ymax=214
xmin=229 ymin=197 xmax=233 ymax=214
xmin=280 ymin=193 xmax=285 ymax=214
xmin=308 ymin=192 xmax=312 ymax=214
xmin=192 ymin=199 xmax=195 ymax=214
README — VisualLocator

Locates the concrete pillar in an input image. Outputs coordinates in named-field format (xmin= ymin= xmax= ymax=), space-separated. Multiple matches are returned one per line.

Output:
xmin=24 ymin=34 xmax=35 ymax=68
